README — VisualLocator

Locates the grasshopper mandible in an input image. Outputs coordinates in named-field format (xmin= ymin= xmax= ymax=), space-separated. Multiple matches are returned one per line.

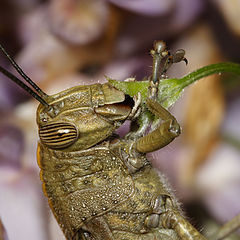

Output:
xmin=0 ymin=41 xmax=208 ymax=240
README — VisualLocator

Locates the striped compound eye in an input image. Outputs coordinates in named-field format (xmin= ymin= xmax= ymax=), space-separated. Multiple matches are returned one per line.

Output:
xmin=39 ymin=122 xmax=78 ymax=149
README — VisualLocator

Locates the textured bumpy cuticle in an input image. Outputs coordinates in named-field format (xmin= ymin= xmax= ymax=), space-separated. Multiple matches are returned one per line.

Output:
xmin=35 ymin=42 xmax=209 ymax=239
xmin=38 ymin=143 xmax=134 ymax=238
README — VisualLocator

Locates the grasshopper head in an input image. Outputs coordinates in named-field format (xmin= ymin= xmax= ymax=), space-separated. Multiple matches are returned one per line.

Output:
xmin=0 ymin=44 xmax=133 ymax=151
xmin=37 ymin=83 xmax=134 ymax=151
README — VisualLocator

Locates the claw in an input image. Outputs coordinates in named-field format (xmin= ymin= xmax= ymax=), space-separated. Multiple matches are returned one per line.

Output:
xmin=183 ymin=58 xmax=188 ymax=65
xmin=128 ymin=92 xmax=142 ymax=120
xmin=172 ymin=49 xmax=186 ymax=64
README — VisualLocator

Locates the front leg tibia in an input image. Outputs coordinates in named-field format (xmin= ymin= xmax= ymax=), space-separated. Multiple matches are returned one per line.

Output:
xmin=160 ymin=211 xmax=207 ymax=240
xmin=135 ymin=98 xmax=181 ymax=153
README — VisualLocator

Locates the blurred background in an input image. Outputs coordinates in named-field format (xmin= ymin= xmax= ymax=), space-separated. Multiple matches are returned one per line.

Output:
xmin=0 ymin=0 xmax=239 ymax=239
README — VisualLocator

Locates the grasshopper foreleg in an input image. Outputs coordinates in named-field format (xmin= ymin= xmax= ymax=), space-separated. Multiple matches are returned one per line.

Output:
xmin=160 ymin=210 xmax=207 ymax=240
xmin=145 ymin=195 xmax=207 ymax=240
xmin=135 ymin=98 xmax=181 ymax=153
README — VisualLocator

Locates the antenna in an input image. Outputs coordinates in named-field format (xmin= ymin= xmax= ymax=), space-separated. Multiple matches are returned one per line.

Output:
xmin=0 ymin=44 xmax=47 ymax=97
xmin=0 ymin=43 xmax=49 ymax=107
xmin=0 ymin=65 xmax=49 ymax=107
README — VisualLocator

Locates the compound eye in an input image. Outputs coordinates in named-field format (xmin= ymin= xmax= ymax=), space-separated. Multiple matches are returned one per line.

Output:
xmin=39 ymin=122 xmax=78 ymax=149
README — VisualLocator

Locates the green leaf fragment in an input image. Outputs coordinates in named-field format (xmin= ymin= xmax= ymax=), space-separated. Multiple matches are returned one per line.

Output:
xmin=107 ymin=77 xmax=149 ymax=100
xmin=108 ymin=62 xmax=240 ymax=109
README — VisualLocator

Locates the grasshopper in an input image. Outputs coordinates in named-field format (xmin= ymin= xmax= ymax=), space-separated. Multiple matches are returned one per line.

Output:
xmin=0 ymin=41 xmax=238 ymax=240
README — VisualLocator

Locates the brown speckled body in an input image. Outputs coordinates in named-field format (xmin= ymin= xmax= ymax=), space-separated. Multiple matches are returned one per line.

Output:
xmin=38 ymin=139 xmax=180 ymax=240
xmin=34 ymin=42 xmax=208 ymax=239
xmin=35 ymin=81 xmax=208 ymax=240
xmin=0 ymin=41 xmax=223 ymax=240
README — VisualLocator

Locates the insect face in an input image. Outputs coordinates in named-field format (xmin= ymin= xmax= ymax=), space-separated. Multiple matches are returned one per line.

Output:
xmin=37 ymin=83 xmax=133 ymax=151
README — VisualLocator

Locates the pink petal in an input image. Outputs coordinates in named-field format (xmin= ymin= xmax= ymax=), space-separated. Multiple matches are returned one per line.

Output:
xmin=109 ymin=0 xmax=174 ymax=16
xmin=0 ymin=168 xmax=48 ymax=240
